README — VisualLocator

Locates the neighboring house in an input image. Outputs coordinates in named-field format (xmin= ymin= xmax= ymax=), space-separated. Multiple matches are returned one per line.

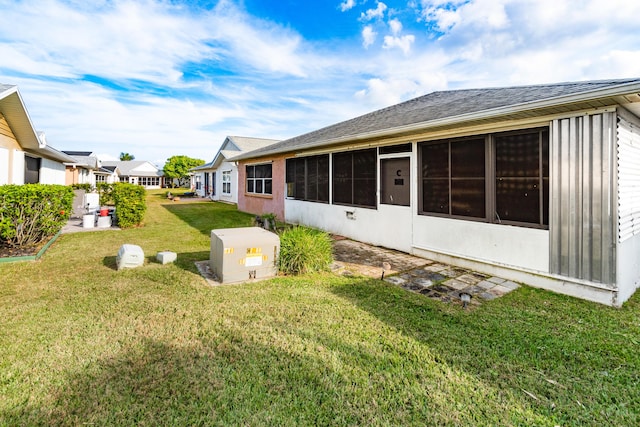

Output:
xmin=101 ymin=160 xmax=164 ymax=189
xmin=98 ymin=165 xmax=120 ymax=184
xmin=0 ymin=84 xmax=76 ymax=185
xmin=233 ymin=78 xmax=640 ymax=307
xmin=192 ymin=136 xmax=279 ymax=203
xmin=62 ymin=151 xmax=118 ymax=187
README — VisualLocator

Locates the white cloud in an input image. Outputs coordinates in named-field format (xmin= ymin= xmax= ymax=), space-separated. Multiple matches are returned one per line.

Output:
xmin=362 ymin=26 xmax=377 ymax=48
xmin=388 ymin=18 xmax=403 ymax=35
xmin=1 ymin=0 xmax=638 ymax=164
xmin=360 ymin=1 xmax=387 ymax=21
xmin=340 ymin=0 xmax=356 ymax=12
xmin=382 ymin=34 xmax=415 ymax=55
xmin=0 ymin=0 xmax=208 ymax=85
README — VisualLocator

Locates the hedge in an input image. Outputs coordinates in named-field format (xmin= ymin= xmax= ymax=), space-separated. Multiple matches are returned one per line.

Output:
xmin=0 ymin=184 xmax=74 ymax=247
xmin=112 ymin=183 xmax=146 ymax=228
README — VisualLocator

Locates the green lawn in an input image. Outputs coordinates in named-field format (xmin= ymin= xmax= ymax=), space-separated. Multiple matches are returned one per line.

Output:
xmin=1 ymin=190 xmax=639 ymax=426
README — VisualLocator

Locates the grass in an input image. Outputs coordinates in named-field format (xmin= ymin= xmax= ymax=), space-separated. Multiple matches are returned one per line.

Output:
xmin=1 ymin=190 xmax=639 ymax=426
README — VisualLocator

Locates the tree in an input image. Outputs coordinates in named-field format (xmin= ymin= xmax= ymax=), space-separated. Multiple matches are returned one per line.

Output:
xmin=163 ymin=155 xmax=205 ymax=188
xmin=120 ymin=152 xmax=135 ymax=161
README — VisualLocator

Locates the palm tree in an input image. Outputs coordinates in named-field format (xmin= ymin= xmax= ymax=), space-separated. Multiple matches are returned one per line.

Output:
xmin=119 ymin=152 xmax=135 ymax=161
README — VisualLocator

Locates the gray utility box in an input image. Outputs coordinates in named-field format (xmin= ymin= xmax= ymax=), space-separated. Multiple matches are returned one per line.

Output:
xmin=209 ymin=227 xmax=280 ymax=284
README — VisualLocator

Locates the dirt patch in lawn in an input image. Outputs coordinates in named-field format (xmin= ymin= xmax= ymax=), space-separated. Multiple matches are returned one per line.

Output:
xmin=0 ymin=242 xmax=42 ymax=258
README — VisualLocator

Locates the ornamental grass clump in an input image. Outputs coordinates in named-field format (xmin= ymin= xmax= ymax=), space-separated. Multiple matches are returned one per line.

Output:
xmin=278 ymin=226 xmax=333 ymax=275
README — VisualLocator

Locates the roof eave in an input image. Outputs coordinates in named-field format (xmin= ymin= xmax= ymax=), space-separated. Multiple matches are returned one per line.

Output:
xmin=0 ymin=87 xmax=43 ymax=150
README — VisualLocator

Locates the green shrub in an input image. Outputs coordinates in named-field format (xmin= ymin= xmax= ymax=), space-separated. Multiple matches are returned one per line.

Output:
xmin=0 ymin=184 xmax=73 ymax=247
xmin=112 ymin=183 xmax=146 ymax=228
xmin=96 ymin=183 xmax=115 ymax=205
xmin=278 ymin=226 xmax=333 ymax=275
xmin=71 ymin=183 xmax=92 ymax=192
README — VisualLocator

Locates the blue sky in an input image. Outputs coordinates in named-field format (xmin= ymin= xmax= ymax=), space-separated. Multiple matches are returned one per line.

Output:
xmin=1 ymin=0 xmax=639 ymax=166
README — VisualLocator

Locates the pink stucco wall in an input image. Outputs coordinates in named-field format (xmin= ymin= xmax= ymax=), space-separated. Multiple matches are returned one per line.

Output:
xmin=237 ymin=155 xmax=286 ymax=221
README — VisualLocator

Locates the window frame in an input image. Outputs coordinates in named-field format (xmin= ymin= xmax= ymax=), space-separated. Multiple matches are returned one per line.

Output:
xmin=245 ymin=163 xmax=273 ymax=196
xmin=285 ymin=154 xmax=330 ymax=203
xmin=418 ymin=127 xmax=549 ymax=229
xmin=331 ymin=148 xmax=377 ymax=209
xmin=222 ymin=170 xmax=231 ymax=195
xmin=24 ymin=155 xmax=40 ymax=184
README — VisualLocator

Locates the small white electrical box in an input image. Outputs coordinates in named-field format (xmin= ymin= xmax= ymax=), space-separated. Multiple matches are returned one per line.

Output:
xmin=209 ymin=227 xmax=280 ymax=284
xmin=116 ymin=244 xmax=145 ymax=270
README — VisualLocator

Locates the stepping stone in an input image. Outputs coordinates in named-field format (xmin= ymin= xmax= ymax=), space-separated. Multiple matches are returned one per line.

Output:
xmin=501 ymin=280 xmax=520 ymax=290
xmin=477 ymin=280 xmax=496 ymax=290
xmin=443 ymin=279 xmax=469 ymax=290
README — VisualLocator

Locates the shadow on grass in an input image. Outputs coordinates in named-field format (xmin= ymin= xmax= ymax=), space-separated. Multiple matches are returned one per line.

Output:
xmin=330 ymin=278 xmax=640 ymax=426
xmin=0 ymin=303 xmax=552 ymax=426
xmin=161 ymin=202 xmax=255 ymax=237
xmin=2 ymin=335 xmax=435 ymax=425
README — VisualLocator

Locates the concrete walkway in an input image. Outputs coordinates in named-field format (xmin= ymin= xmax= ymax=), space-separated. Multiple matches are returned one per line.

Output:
xmin=331 ymin=237 xmax=520 ymax=307
xmin=61 ymin=217 xmax=120 ymax=234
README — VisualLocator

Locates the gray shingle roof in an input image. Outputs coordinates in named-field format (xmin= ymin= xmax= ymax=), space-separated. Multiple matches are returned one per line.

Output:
xmin=192 ymin=136 xmax=280 ymax=171
xmin=227 ymin=136 xmax=279 ymax=152
xmin=101 ymin=160 xmax=162 ymax=176
xmin=233 ymin=78 xmax=640 ymax=160
xmin=0 ymin=84 xmax=15 ymax=94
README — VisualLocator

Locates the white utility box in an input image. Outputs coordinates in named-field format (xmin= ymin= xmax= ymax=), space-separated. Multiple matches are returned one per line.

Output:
xmin=84 ymin=193 xmax=100 ymax=214
xmin=116 ymin=244 xmax=145 ymax=270
xmin=156 ymin=251 xmax=177 ymax=264
xmin=209 ymin=227 xmax=280 ymax=284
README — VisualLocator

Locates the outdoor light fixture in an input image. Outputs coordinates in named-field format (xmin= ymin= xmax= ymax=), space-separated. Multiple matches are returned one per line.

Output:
xmin=381 ymin=262 xmax=391 ymax=280
xmin=459 ymin=292 xmax=472 ymax=308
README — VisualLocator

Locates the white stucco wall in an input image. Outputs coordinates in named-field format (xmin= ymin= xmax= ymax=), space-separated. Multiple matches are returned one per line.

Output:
xmin=40 ymin=158 xmax=66 ymax=184
xmin=285 ymin=200 xmax=414 ymax=253
xmin=12 ymin=150 xmax=24 ymax=184
xmin=219 ymin=161 xmax=238 ymax=204
xmin=0 ymin=147 xmax=8 ymax=184
xmin=412 ymin=215 xmax=550 ymax=273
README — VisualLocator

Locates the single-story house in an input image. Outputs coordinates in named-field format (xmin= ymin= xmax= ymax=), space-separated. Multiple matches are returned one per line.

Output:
xmin=0 ymin=84 xmax=76 ymax=185
xmin=101 ymin=160 xmax=164 ymax=189
xmin=192 ymin=136 xmax=279 ymax=203
xmin=233 ymin=78 xmax=640 ymax=307
xmin=63 ymin=151 xmax=118 ymax=187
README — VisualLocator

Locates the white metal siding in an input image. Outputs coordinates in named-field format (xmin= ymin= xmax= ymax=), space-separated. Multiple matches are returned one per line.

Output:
xmin=549 ymin=112 xmax=617 ymax=285
xmin=617 ymin=115 xmax=640 ymax=242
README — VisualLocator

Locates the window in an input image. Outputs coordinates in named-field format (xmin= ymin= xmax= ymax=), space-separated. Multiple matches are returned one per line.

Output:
xmin=286 ymin=155 xmax=329 ymax=203
xmin=419 ymin=128 xmax=549 ymax=228
xmin=379 ymin=143 xmax=412 ymax=155
xmin=495 ymin=129 xmax=549 ymax=226
xmin=222 ymin=170 xmax=231 ymax=194
xmin=138 ymin=176 xmax=160 ymax=186
xmin=95 ymin=175 xmax=107 ymax=183
xmin=332 ymin=148 xmax=376 ymax=208
xmin=421 ymin=138 xmax=486 ymax=218
xmin=24 ymin=156 xmax=40 ymax=184
xmin=246 ymin=163 xmax=272 ymax=195
xmin=211 ymin=172 xmax=216 ymax=196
